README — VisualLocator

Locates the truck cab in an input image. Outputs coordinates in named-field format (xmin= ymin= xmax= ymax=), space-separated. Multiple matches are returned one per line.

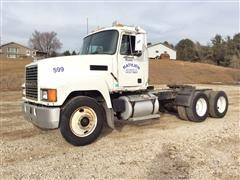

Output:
xmin=23 ymin=24 xmax=160 ymax=145
xmin=81 ymin=26 xmax=149 ymax=91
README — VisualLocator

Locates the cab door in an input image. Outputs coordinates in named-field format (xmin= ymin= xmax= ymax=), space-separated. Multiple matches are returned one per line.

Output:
xmin=117 ymin=34 xmax=144 ymax=87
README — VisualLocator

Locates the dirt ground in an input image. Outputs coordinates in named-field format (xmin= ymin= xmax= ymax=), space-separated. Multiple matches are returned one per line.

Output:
xmin=0 ymin=84 xmax=239 ymax=179
xmin=149 ymin=60 xmax=240 ymax=85
xmin=0 ymin=59 xmax=31 ymax=91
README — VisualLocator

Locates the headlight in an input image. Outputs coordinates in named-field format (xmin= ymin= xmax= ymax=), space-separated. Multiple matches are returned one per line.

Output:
xmin=22 ymin=84 xmax=26 ymax=96
xmin=41 ymin=89 xmax=48 ymax=100
xmin=41 ymin=89 xmax=57 ymax=102
xmin=22 ymin=87 xmax=26 ymax=96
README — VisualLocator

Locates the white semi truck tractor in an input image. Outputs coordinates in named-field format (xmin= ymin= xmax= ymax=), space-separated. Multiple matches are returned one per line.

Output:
xmin=22 ymin=24 xmax=228 ymax=146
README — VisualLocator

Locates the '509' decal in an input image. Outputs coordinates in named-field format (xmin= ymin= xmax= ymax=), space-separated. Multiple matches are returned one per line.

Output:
xmin=53 ymin=67 xmax=64 ymax=73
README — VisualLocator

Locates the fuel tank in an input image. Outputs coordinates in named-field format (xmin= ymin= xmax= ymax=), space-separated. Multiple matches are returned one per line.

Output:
xmin=118 ymin=93 xmax=159 ymax=120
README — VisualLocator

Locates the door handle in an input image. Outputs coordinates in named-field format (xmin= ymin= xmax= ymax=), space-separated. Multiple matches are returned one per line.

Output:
xmin=123 ymin=56 xmax=134 ymax=61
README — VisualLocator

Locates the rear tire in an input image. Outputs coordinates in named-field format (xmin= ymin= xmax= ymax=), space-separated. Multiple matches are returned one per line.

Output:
xmin=209 ymin=91 xmax=228 ymax=118
xmin=186 ymin=92 xmax=209 ymax=122
xmin=177 ymin=106 xmax=189 ymax=120
xmin=60 ymin=96 xmax=104 ymax=146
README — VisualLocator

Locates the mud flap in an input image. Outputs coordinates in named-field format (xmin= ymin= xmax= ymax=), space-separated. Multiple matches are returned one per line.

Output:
xmin=174 ymin=89 xmax=195 ymax=107
xmin=102 ymin=102 xmax=115 ymax=129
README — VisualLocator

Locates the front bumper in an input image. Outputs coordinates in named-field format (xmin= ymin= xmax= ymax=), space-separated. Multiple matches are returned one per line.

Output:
xmin=22 ymin=102 xmax=60 ymax=129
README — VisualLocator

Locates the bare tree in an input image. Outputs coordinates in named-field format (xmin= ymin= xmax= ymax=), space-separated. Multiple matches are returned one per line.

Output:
xmin=29 ymin=30 xmax=62 ymax=56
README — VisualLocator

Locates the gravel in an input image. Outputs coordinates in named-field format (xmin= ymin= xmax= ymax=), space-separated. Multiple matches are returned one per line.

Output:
xmin=1 ymin=84 xmax=239 ymax=179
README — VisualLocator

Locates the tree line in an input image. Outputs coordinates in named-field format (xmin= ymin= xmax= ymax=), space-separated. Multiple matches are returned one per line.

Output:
xmin=173 ymin=33 xmax=239 ymax=68
xmin=29 ymin=30 xmax=240 ymax=68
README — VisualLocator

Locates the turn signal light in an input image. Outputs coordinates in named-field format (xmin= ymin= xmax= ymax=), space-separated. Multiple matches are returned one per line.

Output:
xmin=47 ymin=89 xmax=57 ymax=102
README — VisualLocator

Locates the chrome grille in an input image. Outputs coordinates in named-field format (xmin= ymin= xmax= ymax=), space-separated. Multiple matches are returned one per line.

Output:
xmin=26 ymin=65 xmax=38 ymax=100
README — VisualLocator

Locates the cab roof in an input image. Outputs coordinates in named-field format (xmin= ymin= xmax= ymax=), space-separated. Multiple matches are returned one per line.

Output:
xmin=85 ymin=25 xmax=146 ymax=38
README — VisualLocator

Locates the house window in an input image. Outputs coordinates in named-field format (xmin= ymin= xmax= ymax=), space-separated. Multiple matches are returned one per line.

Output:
xmin=7 ymin=47 xmax=18 ymax=53
xmin=7 ymin=47 xmax=18 ymax=58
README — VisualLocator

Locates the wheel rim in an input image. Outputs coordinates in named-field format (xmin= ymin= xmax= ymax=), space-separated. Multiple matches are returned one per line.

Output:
xmin=70 ymin=106 xmax=97 ymax=137
xmin=196 ymin=98 xmax=207 ymax=117
xmin=217 ymin=96 xmax=227 ymax=113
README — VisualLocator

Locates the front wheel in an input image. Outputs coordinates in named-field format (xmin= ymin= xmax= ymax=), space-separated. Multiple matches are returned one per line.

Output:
xmin=60 ymin=96 xmax=105 ymax=146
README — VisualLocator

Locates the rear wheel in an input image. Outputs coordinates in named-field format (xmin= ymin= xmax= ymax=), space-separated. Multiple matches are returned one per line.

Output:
xmin=209 ymin=91 xmax=228 ymax=118
xmin=186 ymin=92 xmax=209 ymax=122
xmin=177 ymin=106 xmax=189 ymax=121
xmin=60 ymin=96 xmax=104 ymax=146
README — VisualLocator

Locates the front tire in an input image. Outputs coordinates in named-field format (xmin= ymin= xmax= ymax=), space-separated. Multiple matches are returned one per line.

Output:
xmin=60 ymin=96 xmax=104 ymax=146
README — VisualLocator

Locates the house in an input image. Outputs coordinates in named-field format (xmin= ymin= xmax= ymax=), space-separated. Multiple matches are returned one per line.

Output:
xmin=147 ymin=43 xmax=176 ymax=60
xmin=0 ymin=42 xmax=36 ymax=59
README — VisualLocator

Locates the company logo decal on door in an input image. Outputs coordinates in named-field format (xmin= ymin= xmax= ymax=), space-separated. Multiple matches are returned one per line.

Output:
xmin=123 ymin=63 xmax=140 ymax=74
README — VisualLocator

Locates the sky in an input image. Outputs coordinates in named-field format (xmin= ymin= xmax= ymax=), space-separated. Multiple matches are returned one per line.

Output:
xmin=0 ymin=0 xmax=239 ymax=52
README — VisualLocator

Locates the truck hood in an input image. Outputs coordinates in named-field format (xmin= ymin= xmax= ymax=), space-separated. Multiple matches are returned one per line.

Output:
xmin=26 ymin=55 xmax=114 ymax=88
xmin=28 ymin=55 xmax=113 ymax=70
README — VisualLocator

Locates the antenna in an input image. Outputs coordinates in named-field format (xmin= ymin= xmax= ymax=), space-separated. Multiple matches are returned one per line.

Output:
xmin=86 ymin=17 xmax=89 ymax=35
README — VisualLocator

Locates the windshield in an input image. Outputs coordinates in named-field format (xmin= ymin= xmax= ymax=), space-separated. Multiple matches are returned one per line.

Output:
xmin=81 ymin=30 xmax=119 ymax=55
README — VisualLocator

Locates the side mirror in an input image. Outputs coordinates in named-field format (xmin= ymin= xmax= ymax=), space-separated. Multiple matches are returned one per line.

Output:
xmin=135 ymin=34 xmax=143 ymax=51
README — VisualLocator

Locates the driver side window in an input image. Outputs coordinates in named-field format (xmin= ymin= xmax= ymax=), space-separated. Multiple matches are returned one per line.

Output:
xmin=120 ymin=35 xmax=136 ymax=55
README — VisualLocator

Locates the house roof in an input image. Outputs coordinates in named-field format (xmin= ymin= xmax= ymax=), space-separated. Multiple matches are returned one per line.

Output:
xmin=0 ymin=42 xmax=36 ymax=51
xmin=147 ymin=42 xmax=176 ymax=51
